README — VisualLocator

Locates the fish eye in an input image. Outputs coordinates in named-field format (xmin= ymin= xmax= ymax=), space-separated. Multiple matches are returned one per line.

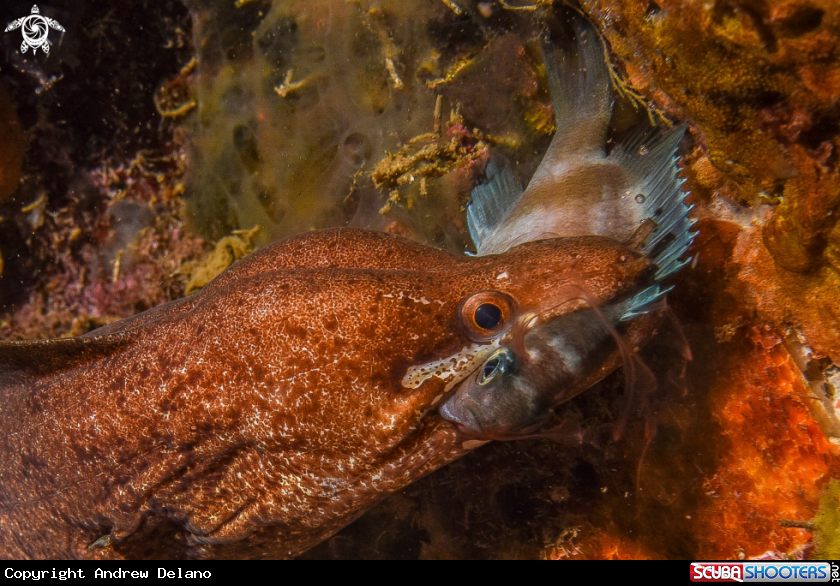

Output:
xmin=483 ymin=358 xmax=500 ymax=379
xmin=460 ymin=291 xmax=514 ymax=341
xmin=478 ymin=348 xmax=514 ymax=386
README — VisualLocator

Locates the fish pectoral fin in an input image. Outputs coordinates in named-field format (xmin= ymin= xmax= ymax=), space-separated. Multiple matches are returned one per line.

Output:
xmin=612 ymin=123 xmax=696 ymax=281
xmin=619 ymin=284 xmax=673 ymax=322
xmin=0 ymin=333 xmax=133 ymax=386
xmin=467 ymin=160 xmax=523 ymax=254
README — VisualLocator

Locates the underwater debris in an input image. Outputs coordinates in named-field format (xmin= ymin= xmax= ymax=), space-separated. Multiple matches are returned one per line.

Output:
xmin=62 ymin=315 xmax=122 ymax=339
xmin=363 ymin=7 xmax=405 ymax=90
xmin=273 ymin=68 xmax=316 ymax=98
xmin=154 ymin=56 xmax=198 ymax=119
xmin=371 ymin=110 xmax=486 ymax=192
xmin=425 ymin=55 xmax=480 ymax=90
xmin=20 ymin=194 xmax=47 ymax=230
xmin=440 ymin=0 xmax=465 ymax=16
xmin=785 ymin=332 xmax=840 ymax=444
xmin=499 ymin=0 xmax=554 ymax=12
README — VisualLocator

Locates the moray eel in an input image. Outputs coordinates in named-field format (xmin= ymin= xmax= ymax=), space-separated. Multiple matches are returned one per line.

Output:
xmin=0 ymin=230 xmax=656 ymax=559
xmin=0 ymin=20 xmax=693 ymax=560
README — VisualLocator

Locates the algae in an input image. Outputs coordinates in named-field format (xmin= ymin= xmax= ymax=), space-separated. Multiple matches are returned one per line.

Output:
xmin=181 ymin=0 xmax=557 ymax=252
xmin=815 ymin=480 xmax=840 ymax=560
xmin=175 ymin=228 xmax=259 ymax=294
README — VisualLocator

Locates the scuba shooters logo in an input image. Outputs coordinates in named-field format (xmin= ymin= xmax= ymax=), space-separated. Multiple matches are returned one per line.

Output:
xmin=690 ymin=562 xmax=837 ymax=583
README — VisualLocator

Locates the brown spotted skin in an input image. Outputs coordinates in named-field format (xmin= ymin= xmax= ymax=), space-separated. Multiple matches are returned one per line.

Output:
xmin=0 ymin=229 xmax=651 ymax=559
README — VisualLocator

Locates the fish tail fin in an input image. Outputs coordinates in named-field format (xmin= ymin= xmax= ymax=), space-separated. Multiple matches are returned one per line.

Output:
xmin=541 ymin=17 xmax=613 ymax=155
xmin=467 ymin=18 xmax=613 ymax=254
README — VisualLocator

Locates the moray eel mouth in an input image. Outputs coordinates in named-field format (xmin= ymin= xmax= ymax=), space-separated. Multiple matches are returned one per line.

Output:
xmin=439 ymin=292 xmax=661 ymax=440
xmin=353 ymin=414 xmax=477 ymax=496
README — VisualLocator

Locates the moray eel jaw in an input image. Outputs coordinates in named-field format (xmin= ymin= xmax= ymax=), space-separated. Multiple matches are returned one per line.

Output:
xmin=439 ymin=300 xmax=656 ymax=439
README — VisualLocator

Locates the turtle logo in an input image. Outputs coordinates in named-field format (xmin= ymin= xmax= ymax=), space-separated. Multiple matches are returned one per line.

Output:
xmin=5 ymin=5 xmax=64 ymax=55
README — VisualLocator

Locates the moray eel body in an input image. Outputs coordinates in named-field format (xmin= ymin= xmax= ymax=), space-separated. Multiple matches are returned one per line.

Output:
xmin=0 ymin=229 xmax=655 ymax=559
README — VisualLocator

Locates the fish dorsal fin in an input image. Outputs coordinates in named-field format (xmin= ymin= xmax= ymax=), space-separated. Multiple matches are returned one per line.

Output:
xmin=0 ymin=332 xmax=134 ymax=386
xmin=615 ymin=124 xmax=696 ymax=278
xmin=467 ymin=161 xmax=523 ymax=254
xmin=613 ymin=124 xmax=696 ymax=320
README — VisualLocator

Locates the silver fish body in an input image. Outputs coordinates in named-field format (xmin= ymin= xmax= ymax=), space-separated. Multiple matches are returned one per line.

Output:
xmin=441 ymin=303 xmax=628 ymax=437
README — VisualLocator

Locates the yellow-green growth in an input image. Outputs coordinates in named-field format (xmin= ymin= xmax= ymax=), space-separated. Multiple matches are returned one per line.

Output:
xmin=815 ymin=479 xmax=840 ymax=560
xmin=175 ymin=229 xmax=258 ymax=295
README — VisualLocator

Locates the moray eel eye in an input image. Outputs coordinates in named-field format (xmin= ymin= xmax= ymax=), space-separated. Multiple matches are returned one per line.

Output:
xmin=460 ymin=292 xmax=514 ymax=341
xmin=478 ymin=347 xmax=515 ymax=385
xmin=475 ymin=303 xmax=502 ymax=330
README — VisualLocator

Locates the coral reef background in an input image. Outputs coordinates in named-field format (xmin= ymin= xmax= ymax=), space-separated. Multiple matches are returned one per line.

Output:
xmin=1 ymin=0 xmax=839 ymax=559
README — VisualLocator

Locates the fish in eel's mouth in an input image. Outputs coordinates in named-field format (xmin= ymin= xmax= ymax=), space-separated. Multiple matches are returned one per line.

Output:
xmin=438 ymin=15 xmax=696 ymax=440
